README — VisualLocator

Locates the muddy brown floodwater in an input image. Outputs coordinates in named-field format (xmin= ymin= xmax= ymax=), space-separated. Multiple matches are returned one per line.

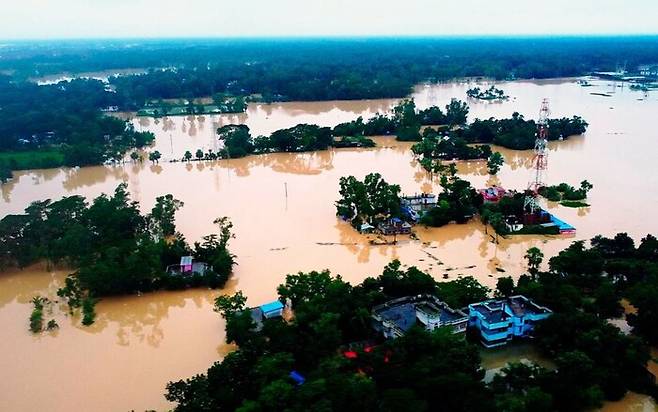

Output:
xmin=1 ymin=79 xmax=657 ymax=411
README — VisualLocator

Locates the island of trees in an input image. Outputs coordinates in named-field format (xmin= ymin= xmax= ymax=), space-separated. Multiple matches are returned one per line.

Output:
xmin=165 ymin=232 xmax=658 ymax=411
xmin=459 ymin=112 xmax=589 ymax=150
xmin=539 ymin=180 xmax=593 ymax=207
xmin=334 ymin=165 xmax=593 ymax=238
xmin=335 ymin=173 xmax=402 ymax=230
xmin=214 ymin=99 xmax=469 ymax=159
xmin=335 ymin=167 xmax=483 ymax=231
xmin=213 ymin=99 xmax=587 ymax=166
xmin=466 ymin=85 xmax=509 ymax=101
xmin=0 ymin=184 xmax=235 ymax=330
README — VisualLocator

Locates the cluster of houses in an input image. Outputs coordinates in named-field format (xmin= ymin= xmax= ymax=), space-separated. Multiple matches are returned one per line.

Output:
xmin=238 ymin=272 xmax=551 ymax=350
xmin=359 ymin=187 xmax=575 ymax=237
xmin=359 ymin=193 xmax=438 ymax=235
xmin=479 ymin=185 xmax=576 ymax=235
xmin=371 ymin=293 xmax=552 ymax=347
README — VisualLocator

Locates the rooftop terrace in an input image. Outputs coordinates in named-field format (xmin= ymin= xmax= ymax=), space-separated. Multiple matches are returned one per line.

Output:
xmin=372 ymin=295 xmax=468 ymax=337
xmin=470 ymin=295 xmax=552 ymax=324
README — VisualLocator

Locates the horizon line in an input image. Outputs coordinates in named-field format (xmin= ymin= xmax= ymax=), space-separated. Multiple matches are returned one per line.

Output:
xmin=3 ymin=33 xmax=658 ymax=43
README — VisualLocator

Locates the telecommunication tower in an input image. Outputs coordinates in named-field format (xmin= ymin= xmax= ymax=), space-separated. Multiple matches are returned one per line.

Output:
xmin=524 ymin=99 xmax=550 ymax=215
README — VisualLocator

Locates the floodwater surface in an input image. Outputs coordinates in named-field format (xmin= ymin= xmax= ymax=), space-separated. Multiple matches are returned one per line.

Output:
xmin=1 ymin=79 xmax=657 ymax=411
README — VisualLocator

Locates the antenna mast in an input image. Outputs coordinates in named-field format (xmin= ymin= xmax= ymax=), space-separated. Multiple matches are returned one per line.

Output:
xmin=524 ymin=98 xmax=550 ymax=215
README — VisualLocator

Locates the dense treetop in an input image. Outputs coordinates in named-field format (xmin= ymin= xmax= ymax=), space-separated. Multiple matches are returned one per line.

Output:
xmin=166 ymin=232 xmax=658 ymax=411
xmin=0 ymin=184 xmax=235 ymax=296
xmin=460 ymin=112 xmax=589 ymax=150
xmin=4 ymin=37 xmax=658 ymax=94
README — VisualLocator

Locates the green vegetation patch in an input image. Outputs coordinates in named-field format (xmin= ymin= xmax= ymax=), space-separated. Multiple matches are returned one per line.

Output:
xmin=466 ymin=85 xmax=509 ymax=100
xmin=1 ymin=184 xmax=237 ymax=329
xmin=561 ymin=200 xmax=590 ymax=208
xmin=165 ymin=233 xmax=658 ymax=411
xmin=539 ymin=181 xmax=593 ymax=202
xmin=0 ymin=148 xmax=65 ymax=170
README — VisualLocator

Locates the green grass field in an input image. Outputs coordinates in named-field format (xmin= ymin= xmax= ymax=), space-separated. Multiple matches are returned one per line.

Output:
xmin=0 ymin=149 xmax=66 ymax=170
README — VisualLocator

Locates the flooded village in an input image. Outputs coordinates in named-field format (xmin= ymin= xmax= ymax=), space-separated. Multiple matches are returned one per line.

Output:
xmin=1 ymin=78 xmax=658 ymax=411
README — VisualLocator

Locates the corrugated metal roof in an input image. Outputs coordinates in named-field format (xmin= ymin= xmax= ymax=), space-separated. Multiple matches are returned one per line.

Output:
xmin=260 ymin=300 xmax=284 ymax=313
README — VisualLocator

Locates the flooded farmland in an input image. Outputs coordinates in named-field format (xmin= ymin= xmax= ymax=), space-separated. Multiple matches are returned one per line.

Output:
xmin=1 ymin=79 xmax=657 ymax=411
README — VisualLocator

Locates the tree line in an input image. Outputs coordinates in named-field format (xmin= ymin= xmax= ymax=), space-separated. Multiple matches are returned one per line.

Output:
xmin=5 ymin=37 xmax=658 ymax=101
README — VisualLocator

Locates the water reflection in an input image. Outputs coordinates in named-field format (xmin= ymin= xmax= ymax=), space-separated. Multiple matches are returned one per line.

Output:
xmin=0 ymin=265 xmax=66 ymax=309
xmin=62 ymin=165 xmax=130 ymax=191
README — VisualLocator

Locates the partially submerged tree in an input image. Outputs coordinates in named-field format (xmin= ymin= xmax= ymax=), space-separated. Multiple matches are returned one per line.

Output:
xmin=525 ymin=247 xmax=544 ymax=279
xmin=487 ymin=152 xmax=504 ymax=175
xmin=335 ymin=173 xmax=401 ymax=227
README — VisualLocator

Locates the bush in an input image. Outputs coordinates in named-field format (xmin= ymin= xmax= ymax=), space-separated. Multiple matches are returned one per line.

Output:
xmin=81 ymin=296 xmax=97 ymax=326
xmin=29 ymin=296 xmax=46 ymax=333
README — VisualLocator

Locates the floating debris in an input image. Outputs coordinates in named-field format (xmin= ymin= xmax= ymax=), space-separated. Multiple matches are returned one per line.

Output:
xmin=369 ymin=238 xmax=397 ymax=246
xmin=421 ymin=249 xmax=443 ymax=264
xmin=316 ymin=242 xmax=357 ymax=246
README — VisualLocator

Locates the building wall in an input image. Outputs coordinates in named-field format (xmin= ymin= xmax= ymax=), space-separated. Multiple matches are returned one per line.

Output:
xmin=468 ymin=301 xmax=552 ymax=346
xmin=263 ymin=308 xmax=283 ymax=319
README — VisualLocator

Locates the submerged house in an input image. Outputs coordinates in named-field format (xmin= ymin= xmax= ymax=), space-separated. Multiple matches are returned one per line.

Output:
xmin=359 ymin=223 xmax=376 ymax=234
xmin=378 ymin=217 xmax=412 ymax=235
xmin=166 ymin=256 xmax=210 ymax=276
xmin=372 ymin=295 xmax=468 ymax=339
xmin=479 ymin=186 xmax=507 ymax=203
xmin=401 ymin=193 xmax=438 ymax=212
xmin=250 ymin=300 xmax=285 ymax=331
xmin=468 ymin=295 xmax=552 ymax=348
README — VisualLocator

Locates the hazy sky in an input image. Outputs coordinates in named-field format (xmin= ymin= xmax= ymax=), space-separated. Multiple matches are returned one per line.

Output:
xmin=2 ymin=0 xmax=657 ymax=39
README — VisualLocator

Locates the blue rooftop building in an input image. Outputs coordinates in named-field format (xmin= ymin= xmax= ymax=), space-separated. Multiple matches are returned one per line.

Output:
xmin=372 ymin=295 xmax=468 ymax=339
xmin=468 ymin=295 xmax=552 ymax=348
xmin=260 ymin=300 xmax=285 ymax=318
xmin=250 ymin=300 xmax=285 ymax=331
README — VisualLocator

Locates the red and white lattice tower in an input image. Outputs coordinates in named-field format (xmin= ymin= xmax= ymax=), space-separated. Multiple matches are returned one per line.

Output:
xmin=524 ymin=98 xmax=550 ymax=214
